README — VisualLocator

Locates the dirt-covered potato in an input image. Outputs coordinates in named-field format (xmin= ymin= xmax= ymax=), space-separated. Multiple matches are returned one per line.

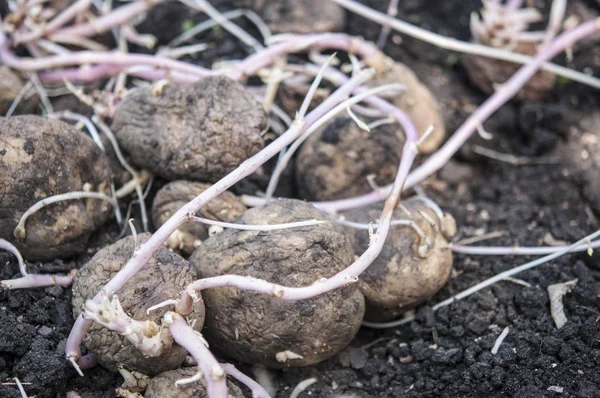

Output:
xmin=463 ymin=42 xmax=555 ymax=101
xmin=72 ymin=233 xmax=205 ymax=376
xmin=145 ymin=367 xmax=244 ymax=398
xmin=371 ymin=62 xmax=446 ymax=153
xmin=111 ymin=76 xmax=267 ymax=182
xmin=296 ymin=116 xmax=404 ymax=201
xmin=0 ymin=115 xmax=112 ymax=262
xmin=243 ymin=0 xmax=345 ymax=34
xmin=190 ymin=199 xmax=365 ymax=368
xmin=341 ymin=198 xmax=453 ymax=322
xmin=152 ymin=180 xmax=247 ymax=256
xmin=558 ymin=110 xmax=600 ymax=213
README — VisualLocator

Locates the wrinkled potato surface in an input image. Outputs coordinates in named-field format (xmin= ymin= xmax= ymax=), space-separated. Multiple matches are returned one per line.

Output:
xmin=112 ymin=76 xmax=267 ymax=182
xmin=190 ymin=199 xmax=365 ymax=368
xmin=72 ymin=234 xmax=205 ymax=375
xmin=0 ymin=115 xmax=112 ymax=261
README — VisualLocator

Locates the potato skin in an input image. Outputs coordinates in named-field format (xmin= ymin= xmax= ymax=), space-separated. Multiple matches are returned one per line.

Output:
xmin=190 ymin=199 xmax=365 ymax=368
xmin=72 ymin=233 xmax=205 ymax=375
xmin=244 ymin=0 xmax=345 ymax=34
xmin=111 ymin=76 xmax=267 ymax=182
xmin=0 ymin=115 xmax=112 ymax=261
xmin=464 ymin=42 xmax=555 ymax=101
xmin=152 ymin=180 xmax=247 ymax=256
xmin=341 ymin=198 xmax=453 ymax=322
xmin=296 ymin=116 xmax=404 ymax=201
xmin=145 ymin=367 xmax=244 ymax=398
xmin=371 ymin=62 xmax=446 ymax=154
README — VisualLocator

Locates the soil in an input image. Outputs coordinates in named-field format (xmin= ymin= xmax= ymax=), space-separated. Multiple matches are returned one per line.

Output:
xmin=2 ymin=0 xmax=600 ymax=397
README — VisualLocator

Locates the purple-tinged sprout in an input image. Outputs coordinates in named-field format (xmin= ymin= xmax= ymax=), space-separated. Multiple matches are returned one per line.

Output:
xmin=163 ymin=312 xmax=228 ymax=397
xmin=451 ymin=239 xmax=600 ymax=256
xmin=13 ymin=0 xmax=94 ymax=44
xmin=0 ymin=239 xmax=75 ymax=290
xmin=48 ymin=0 xmax=163 ymax=44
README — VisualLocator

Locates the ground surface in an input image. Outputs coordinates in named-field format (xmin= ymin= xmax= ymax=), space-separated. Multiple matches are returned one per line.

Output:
xmin=1 ymin=0 xmax=600 ymax=397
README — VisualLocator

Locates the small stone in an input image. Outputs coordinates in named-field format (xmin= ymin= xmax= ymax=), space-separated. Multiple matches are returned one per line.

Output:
xmin=349 ymin=348 xmax=369 ymax=370
xmin=38 ymin=326 xmax=52 ymax=337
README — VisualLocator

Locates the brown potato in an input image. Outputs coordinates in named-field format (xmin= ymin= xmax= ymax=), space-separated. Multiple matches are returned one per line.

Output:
xmin=189 ymin=199 xmax=365 ymax=368
xmin=0 ymin=115 xmax=112 ymax=261
xmin=112 ymin=76 xmax=267 ymax=182
xmin=463 ymin=42 xmax=555 ymax=101
xmin=145 ymin=367 xmax=244 ymax=398
xmin=295 ymin=116 xmax=404 ymax=201
xmin=244 ymin=0 xmax=345 ymax=34
xmin=341 ymin=198 xmax=453 ymax=322
xmin=152 ymin=180 xmax=247 ymax=256
xmin=371 ymin=61 xmax=446 ymax=153
xmin=72 ymin=233 xmax=205 ymax=375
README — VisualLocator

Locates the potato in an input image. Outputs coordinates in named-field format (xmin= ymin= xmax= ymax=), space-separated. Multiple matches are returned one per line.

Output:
xmin=558 ymin=110 xmax=600 ymax=212
xmin=145 ymin=367 xmax=244 ymax=398
xmin=0 ymin=115 xmax=112 ymax=261
xmin=111 ymin=76 xmax=267 ymax=182
xmin=72 ymin=233 xmax=205 ymax=375
xmin=463 ymin=41 xmax=555 ymax=101
xmin=189 ymin=199 xmax=365 ymax=368
xmin=152 ymin=180 xmax=247 ymax=256
xmin=341 ymin=198 xmax=453 ymax=322
xmin=371 ymin=62 xmax=446 ymax=153
xmin=244 ymin=0 xmax=345 ymax=34
xmin=296 ymin=116 xmax=404 ymax=201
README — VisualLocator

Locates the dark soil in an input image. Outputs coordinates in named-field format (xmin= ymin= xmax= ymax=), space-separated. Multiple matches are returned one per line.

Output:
xmin=2 ymin=0 xmax=600 ymax=397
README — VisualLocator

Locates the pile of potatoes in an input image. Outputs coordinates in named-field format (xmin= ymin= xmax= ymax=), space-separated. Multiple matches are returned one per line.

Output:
xmin=1 ymin=56 xmax=454 ymax=396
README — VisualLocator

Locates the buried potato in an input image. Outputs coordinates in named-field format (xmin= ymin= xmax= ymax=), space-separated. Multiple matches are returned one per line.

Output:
xmin=112 ymin=76 xmax=268 ymax=182
xmin=152 ymin=180 xmax=247 ymax=256
xmin=341 ymin=197 xmax=454 ymax=322
xmin=72 ymin=233 xmax=205 ymax=375
xmin=296 ymin=116 xmax=404 ymax=201
xmin=145 ymin=367 xmax=244 ymax=398
xmin=0 ymin=115 xmax=112 ymax=262
xmin=190 ymin=199 xmax=365 ymax=368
